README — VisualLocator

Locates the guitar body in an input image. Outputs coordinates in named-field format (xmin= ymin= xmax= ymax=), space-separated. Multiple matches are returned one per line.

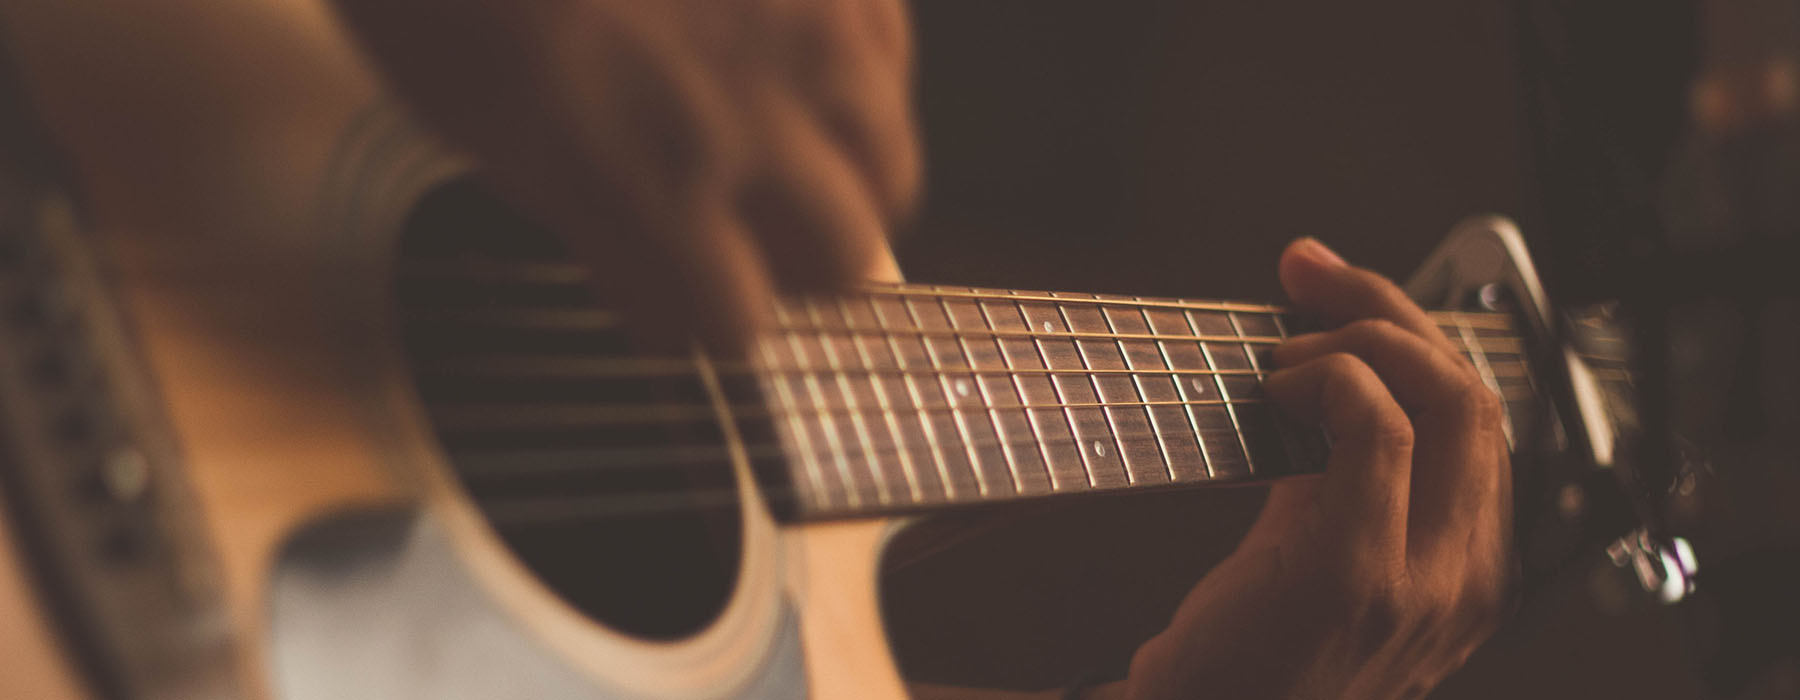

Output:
xmin=0 ymin=1 xmax=901 ymax=697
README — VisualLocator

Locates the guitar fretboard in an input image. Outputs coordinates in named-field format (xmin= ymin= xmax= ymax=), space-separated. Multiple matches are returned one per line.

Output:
xmin=747 ymin=286 xmax=1528 ymax=519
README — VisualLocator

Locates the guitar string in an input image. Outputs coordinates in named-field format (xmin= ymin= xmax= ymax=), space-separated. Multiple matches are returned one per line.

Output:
xmin=461 ymin=363 xmax=1559 ymax=523
xmin=424 ymin=348 xmax=1531 ymax=489
xmin=396 ymin=263 xmax=1517 ymax=330
xmin=427 ymin=362 xmax=1278 ymax=378
xmin=407 ymin=271 xmax=1527 ymax=517
xmin=469 ymin=376 xmax=1543 ymax=521
xmin=448 ymin=401 xmax=1276 ymax=483
xmin=433 ymin=397 xmax=1280 ymax=427
xmin=403 ymin=263 xmax=1293 ymax=315
xmin=416 ymin=359 xmax=1536 ymax=423
xmin=440 ymin=381 xmax=1539 ymax=481
xmin=464 ymin=421 xmax=1262 ymax=524
xmin=414 ymin=348 xmax=1531 ymax=378
xmin=426 ymin=382 xmax=1537 ymax=428
xmin=408 ymin=316 xmax=1528 ymax=355
xmin=438 ymin=347 xmax=1541 ymax=518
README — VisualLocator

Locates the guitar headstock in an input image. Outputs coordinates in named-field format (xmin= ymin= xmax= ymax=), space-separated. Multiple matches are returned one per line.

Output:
xmin=1406 ymin=217 xmax=1693 ymax=608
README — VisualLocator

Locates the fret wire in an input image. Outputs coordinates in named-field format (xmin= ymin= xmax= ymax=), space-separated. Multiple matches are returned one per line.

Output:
xmin=870 ymin=295 xmax=961 ymax=500
xmin=904 ymin=294 xmax=992 ymax=497
xmin=978 ymin=296 xmax=1061 ymax=492
xmin=925 ymin=290 xmax=1012 ymax=496
xmin=1453 ymin=314 xmax=1514 ymax=449
xmin=803 ymin=300 xmax=892 ymax=505
xmin=944 ymin=293 xmax=1028 ymax=494
xmin=1139 ymin=298 xmax=1214 ymax=480
xmin=1017 ymin=292 xmax=1097 ymax=488
xmin=755 ymin=328 xmax=833 ymax=510
xmin=1098 ymin=298 xmax=1175 ymax=482
xmin=771 ymin=306 xmax=862 ymax=508
xmin=836 ymin=297 xmax=926 ymax=503
xmin=1226 ymin=312 xmax=1269 ymax=475
xmin=1194 ymin=311 xmax=1257 ymax=476
xmin=1056 ymin=298 xmax=1135 ymax=485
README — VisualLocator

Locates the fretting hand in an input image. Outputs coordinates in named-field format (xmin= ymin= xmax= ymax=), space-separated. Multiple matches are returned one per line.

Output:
xmin=1100 ymin=238 xmax=1513 ymax=699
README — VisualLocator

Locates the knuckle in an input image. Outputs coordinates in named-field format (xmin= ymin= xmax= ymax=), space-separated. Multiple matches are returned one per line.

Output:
xmin=1344 ymin=317 xmax=1404 ymax=342
xmin=1369 ymin=411 xmax=1416 ymax=452
xmin=1450 ymin=379 xmax=1505 ymax=429
xmin=1348 ymin=267 xmax=1408 ymax=301
xmin=1319 ymin=351 xmax=1371 ymax=378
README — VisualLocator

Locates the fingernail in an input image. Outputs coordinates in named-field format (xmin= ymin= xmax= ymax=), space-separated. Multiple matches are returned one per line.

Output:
xmin=1296 ymin=237 xmax=1345 ymax=267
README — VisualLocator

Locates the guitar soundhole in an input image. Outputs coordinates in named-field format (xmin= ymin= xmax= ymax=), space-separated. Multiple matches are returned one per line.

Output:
xmin=393 ymin=179 xmax=744 ymax=640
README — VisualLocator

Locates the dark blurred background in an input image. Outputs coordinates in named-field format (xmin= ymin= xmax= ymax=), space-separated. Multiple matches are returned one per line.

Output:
xmin=878 ymin=1 xmax=1760 ymax=697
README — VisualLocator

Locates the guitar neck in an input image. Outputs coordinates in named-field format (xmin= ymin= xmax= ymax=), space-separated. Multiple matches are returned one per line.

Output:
xmin=739 ymin=285 xmax=1527 ymax=520
xmin=399 ymin=257 xmax=1531 ymax=524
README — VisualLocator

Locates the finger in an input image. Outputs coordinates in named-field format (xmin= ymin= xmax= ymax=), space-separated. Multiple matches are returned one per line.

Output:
xmin=1262 ymin=353 xmax=1413 ymax=573
xmin=1408 ymin=385 xmax=1506 ymax=569
xmin=1270 ymin=318 xmax=1507 ymax=565
xmin=550 ymin=188 xmax=777 ymax=356
xmin=739 ymin=92 xmax=897 ymax=291
xmin=1271 ymin=319 xmax=1479 ymax=413
xmin=1277 ymin=238 xmax=1456 ymax=354
xmin=788 ymin=4 xmax=921 ymax=219
xmin=862 ymin=0 xmax=914 ymax=62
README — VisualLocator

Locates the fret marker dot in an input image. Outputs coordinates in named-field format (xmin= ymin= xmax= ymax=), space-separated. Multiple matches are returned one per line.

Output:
xmin=1042 ymin=321 xmax=1054 ymax=333
xmin=1191 ymin=377 xmax=1208 ymax=394
xmin=1092 ymin=441 xmax=1107 ymax=457
xmin=954 ymin=379 xmax=973 ymax=398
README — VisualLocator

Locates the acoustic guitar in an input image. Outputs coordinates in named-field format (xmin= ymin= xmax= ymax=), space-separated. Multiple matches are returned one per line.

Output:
xmin=0 ymin=1 xmax=1635 ymax=698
